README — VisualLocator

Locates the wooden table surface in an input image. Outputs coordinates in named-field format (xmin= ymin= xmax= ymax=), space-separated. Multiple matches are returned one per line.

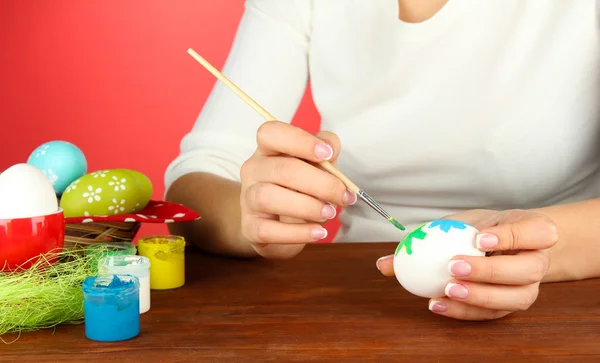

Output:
xmin=2 ymin=242 xmax=600 ymax=362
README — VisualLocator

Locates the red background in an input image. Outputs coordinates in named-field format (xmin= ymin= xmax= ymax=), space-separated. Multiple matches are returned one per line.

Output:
xmin=0 ymin=0 xmax=339 ymax=241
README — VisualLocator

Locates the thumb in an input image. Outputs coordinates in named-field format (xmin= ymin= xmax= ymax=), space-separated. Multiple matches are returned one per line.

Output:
xmin=376 ymin=254 xmax=395 ymax=277
xmin=315 ymin=130 xmax=341 ymax=166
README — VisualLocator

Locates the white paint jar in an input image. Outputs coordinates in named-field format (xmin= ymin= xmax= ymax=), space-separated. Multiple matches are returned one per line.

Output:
xmin=98 ymin=255 xmax=151 ymax=314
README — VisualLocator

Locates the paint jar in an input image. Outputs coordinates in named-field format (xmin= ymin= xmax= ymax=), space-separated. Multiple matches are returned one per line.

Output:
xmin=137 ymin=235 xmax=185 ymax=290
xmin=98 ymin=255 xmax=151 ymax=314
xmin=82 ymin=274 xmax=140 ymax=342
xmin=86 ymin=242 xmax=137 ymax=272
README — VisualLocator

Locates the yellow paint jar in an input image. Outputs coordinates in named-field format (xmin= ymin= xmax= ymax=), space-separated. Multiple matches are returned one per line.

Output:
xmin=137 ymin=235 xmax=185 ymax=290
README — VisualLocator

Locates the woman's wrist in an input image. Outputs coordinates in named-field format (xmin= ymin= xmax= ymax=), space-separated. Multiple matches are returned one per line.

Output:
xmin=532 ymin=199 xmax=600 ymax=283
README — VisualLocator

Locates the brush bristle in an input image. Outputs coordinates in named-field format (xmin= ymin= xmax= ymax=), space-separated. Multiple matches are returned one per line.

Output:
xmin=389 ymin=217 xmax=406 ymax=231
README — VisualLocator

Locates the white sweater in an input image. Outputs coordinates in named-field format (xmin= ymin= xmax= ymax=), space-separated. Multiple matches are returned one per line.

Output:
xmin=165 ymin=0 xmax=600 ymax=242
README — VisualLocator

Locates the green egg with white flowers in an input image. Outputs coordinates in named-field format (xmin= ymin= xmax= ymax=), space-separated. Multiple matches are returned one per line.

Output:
xmin=115 ymin=168 xmax=153 ymax=211
xmin=60 ymin=169 xmax=143 ymax=218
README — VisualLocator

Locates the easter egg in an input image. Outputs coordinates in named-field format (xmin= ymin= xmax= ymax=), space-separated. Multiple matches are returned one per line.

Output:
xmin=116 ymin=169 xmax=153 ymax=211
xmin=27 ymin=141 xmax=87 ymax=195
xmin=60 ymin=169 xmax=142 ymax=218
xmin=393 ymin=220 xmax=485 ymax=298
xmin=0 ymin=164 xmax=59 ymax=219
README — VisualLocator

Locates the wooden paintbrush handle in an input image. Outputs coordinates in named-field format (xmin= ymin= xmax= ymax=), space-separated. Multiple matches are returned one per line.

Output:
xmin=318 ymin=161 xmax=360 ymax=194
xmin=188 ymin=48 xmax=362 ymax=195
xmin=187 ymin=48 xmax=276 ymax=120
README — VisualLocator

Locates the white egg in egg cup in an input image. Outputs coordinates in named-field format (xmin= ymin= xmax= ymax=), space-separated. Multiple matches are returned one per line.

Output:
xmin=0 ymin=163 xmax=66 ymax=271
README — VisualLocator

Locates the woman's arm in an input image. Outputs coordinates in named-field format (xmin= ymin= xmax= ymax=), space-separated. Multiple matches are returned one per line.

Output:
xmin=536 ymin=198 xmax=600 ymax=282
xmin=165 ymin=0 xmax=312 ymax=256
xmin=166 ymin=172 xmax=255 ymax=257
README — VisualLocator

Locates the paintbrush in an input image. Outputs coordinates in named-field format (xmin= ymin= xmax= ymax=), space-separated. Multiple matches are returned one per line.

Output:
xmin=186 ymin=48 xmax=406 ymax=232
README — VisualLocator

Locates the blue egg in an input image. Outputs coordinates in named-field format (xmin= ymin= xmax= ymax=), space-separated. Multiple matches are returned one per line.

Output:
xmin=27 ymin=140 xmax=87 ymax=195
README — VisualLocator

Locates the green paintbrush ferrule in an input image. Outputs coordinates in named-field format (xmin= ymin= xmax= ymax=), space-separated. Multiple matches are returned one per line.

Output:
xmin=356 ymin=190 xmax=406 ymax=231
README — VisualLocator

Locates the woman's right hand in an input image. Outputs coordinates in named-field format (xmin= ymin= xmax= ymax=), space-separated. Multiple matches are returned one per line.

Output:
xmin=239 ymin=121 xmax=357 ymax=259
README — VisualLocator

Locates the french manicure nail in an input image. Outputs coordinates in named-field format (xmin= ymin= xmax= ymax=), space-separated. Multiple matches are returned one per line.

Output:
xmin=376 ymin=254 xmax=393 ymax=271
xmin=311 ymin=227 xmax=328 ymax=240
xmin=343 ymin=190 xmax=357 ymax=206
xmin=321 ymin=204 xmax=337 ymax=220
xmin=429 ymin=300 xmax=448 ymax=313
xmin=314 ymin=143 xmax=334 ymax=160
xmin=448 ymin=260 xmax=471 ymax=277
xmin=445 ymin=282 xmax=468 ymax=299
xmin=476 ymin=233 xmax=499 ymax=249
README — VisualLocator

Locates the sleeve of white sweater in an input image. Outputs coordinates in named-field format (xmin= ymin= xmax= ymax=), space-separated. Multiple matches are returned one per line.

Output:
xmin=164 ymin=0 xmax=312 ymax=191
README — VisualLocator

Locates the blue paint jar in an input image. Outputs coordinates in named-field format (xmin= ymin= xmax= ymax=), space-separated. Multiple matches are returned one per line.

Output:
xmin=82 ymin=274 xmax=140 ymax=342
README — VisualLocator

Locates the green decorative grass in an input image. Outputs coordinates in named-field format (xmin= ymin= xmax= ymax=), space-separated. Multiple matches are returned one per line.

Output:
xmin=0 ymin=247 xmax=104 ymax=343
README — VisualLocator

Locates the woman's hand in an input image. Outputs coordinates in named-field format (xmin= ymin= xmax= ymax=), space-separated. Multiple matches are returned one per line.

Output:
xmin=376 ymin=209 xmax=559 ymax=320
xmin=239 ymin=121 xmax=357 ymax=259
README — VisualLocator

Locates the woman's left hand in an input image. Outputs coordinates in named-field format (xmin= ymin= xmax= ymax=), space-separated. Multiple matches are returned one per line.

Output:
xmin=376 ymin=209 xmax=559 ymax=320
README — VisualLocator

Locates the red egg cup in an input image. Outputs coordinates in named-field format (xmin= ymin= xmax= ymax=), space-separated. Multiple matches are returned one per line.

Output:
xmin=0 ymin=209 xmax=65 ymax=272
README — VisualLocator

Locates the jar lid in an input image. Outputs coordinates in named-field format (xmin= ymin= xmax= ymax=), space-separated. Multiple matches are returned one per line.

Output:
xmin=98 ymin=255 xmax=151 ymax=274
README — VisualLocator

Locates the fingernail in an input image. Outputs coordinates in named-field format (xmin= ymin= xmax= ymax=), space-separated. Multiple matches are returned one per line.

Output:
xmin=311 ymin=227 xmax=328 ymax=240
xmin=476 ymin=233 xmax=499 ymax=249
xmin=429 ymin=300 xmax=448 ymax=313
xmin=448 ymin=260 xmax=471 ymax=277
xmin=321 ymin=204 xmax=337 ymax=220
xmin=445 ymin=282 xmax=468 ymax=299
xmin=314 ymin=143 xmax=333 ymax=160
xmin=343 ymin=190 xmax=357 ymax=206
xmin=376 ymin=254 xmax=393 ymax=271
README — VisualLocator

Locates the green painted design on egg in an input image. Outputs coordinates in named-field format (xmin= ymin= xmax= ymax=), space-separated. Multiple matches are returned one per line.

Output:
xmin=395 ymin=223 xmax=428 ymax=256
xmin=60 ymin=169 xmax=142 ymax=218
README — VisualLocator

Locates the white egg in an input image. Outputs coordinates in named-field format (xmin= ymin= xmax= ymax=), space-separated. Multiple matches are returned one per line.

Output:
xmin=393 ymin=220 xmax=485 ymax=298
xmin=0 ymin=163 xmax=59 ymax=219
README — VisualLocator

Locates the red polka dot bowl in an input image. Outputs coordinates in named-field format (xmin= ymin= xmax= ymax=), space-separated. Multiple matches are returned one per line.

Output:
xmin=0 ymin=209 xmax=65 ymax=271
